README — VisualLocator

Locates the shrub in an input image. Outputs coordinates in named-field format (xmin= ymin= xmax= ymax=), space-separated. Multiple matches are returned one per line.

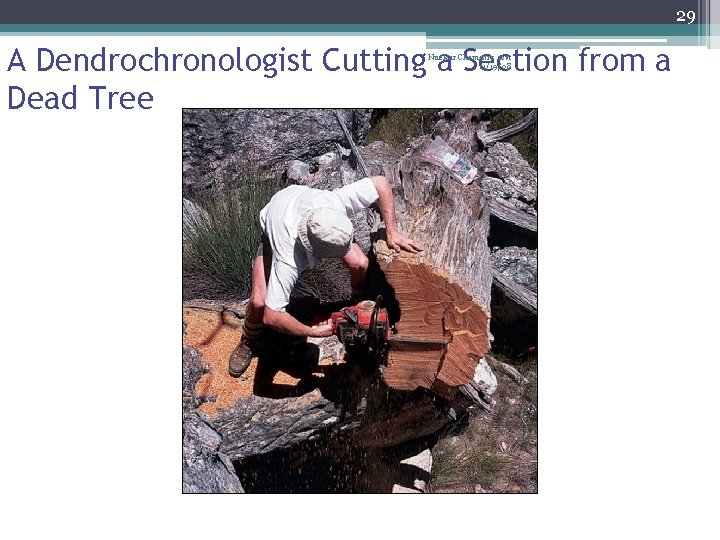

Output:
xmin=183 ymin=165 xmax=284 ymax=299
xmin=366 ymin=109 xmax=441 ymax=150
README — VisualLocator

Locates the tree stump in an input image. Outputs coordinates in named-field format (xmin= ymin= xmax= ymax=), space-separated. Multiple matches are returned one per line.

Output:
xmin=364 ymin=130 xmax=494 ymax=400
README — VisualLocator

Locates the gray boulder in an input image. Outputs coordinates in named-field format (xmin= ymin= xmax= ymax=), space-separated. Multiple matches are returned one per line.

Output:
xmin=479 ymin=142 xmax=537 ymax=215
xmin=391 ymin=448 xmax=433 ymax=493
xmin=286 ymin=159 xmax=310 ymax=183
xmin=183 ymin=410 xmax=244 ymax=493
xmin=491 ymin=246 xmax=537 ymax=294
xmin=473 ymin=357 xmax=498 ymax=396
xmin=183 ymin=109 xmax=372 ymax=190
xmin=182 ymin=345 xmax=244 ymax=493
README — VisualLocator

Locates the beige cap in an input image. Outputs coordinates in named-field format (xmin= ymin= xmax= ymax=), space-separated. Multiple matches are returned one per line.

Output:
xmin=297 ymin=207 xmax=353 ymax=258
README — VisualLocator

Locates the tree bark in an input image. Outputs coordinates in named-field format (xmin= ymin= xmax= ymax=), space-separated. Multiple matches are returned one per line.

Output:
xmin=492 ymin=268 xmax=538 ymax=314
xmin=477 ymin=109 xmax=537 ymax=146
xmin=490 ymin=198 xmax=538 ymax=233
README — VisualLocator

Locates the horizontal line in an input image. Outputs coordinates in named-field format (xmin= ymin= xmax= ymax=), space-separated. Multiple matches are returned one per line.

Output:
xmin=426 ymin=38 xmax=668 ymax=43
xmin=0 ymin=31 xmax=424 ymax=36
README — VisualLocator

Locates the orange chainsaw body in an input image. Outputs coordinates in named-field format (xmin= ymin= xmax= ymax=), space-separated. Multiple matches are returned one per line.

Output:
xmin=330 ymin=299 xmax=390 ymax=352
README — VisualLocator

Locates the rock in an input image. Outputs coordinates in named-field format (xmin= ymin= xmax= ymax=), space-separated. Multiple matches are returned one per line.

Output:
xmin=182 ymin=345 xmax=206 ymax=411
xmin=315 ymin=151 xmax=337 ymax=166
xmin=182 ymin=345 xmax=244 ymax=493
xmin=478 ymin=142 xmax=537 ymax=215
xmin=183 ymin=410 xmax=244 ymax=493
xmin=182 ymin=109 xmax=372 ymax=189
xmin=477 ymin=109 xmax=537 ymax=147
xmin=491 ymin=246 xmax=537 ymax=294
xmin=359 ymin=140 xmax=404 ymax=176
xmin=212 ymin=382 xmax=450 ymax=461
xmin=392 ymin=448 xmax=433 ymax=493
xmin=473 ymin=357 xmax=498 ymax=396
xmin=401 ymin=448 xmax=432 ymax=472
xmin=286 ymin=160 xmax=309 ymax=183
xmin=392 ymin=485 xmax=423 ymax=493
xmin=301 ymin=151 xmax=357 ymax=190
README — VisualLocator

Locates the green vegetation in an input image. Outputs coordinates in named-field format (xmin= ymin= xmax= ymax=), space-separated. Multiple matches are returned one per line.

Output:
xmin=365 ymin=108 xmax=441 ymax=150
xmin=183 ymin=163 xmax=284 ymax=299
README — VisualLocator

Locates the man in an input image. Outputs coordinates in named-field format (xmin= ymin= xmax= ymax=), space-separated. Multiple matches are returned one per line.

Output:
xmin=229 ymin=175 xmax=423 ymax=377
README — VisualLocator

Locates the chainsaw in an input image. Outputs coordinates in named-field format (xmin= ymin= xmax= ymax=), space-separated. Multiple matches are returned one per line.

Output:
xmin=329 ymin=296 xmax=390 ymax=356
xmin=326 ymin=295 xmax=449 ymax=357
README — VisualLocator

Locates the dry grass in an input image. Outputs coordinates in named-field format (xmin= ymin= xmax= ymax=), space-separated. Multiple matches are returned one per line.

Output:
xmin=366 ymin=109 xmax=441 ymax=150
xmin=429 ymin=354 xmax=538 ymax=493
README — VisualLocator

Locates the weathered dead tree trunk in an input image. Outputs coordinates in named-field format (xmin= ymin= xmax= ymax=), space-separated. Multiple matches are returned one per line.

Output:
xmin=370 ymin=179 xmax=492 ymax=399
xmin=490 ymin=198 xmax=538 ymax=233
xmin=477 ymin=109 xmax=537 ymax=146
xmin=358 ymin=112 xmax=494 ymax=400
xmin=492 ymin=269 xmax=537 ymax=315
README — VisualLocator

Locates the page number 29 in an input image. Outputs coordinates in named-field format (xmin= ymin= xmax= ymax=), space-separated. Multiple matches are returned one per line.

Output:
xmin=676 ymin=10 xmax=696 ymax=23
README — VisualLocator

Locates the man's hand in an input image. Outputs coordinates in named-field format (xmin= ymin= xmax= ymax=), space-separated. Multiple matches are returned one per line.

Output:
xmin=370 ymin=176 xmax=424 ymax=254
xmin=265 ymin=308 xmax=332 ymax=338
xmin=310 ymin=318 xmax=334 ymax=338
xmin=387 ymin=229 xmax=424 ymax=254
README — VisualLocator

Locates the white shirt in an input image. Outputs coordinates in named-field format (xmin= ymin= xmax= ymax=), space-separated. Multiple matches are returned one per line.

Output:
xmin=259 ymin=177 xmax=379 ymax=311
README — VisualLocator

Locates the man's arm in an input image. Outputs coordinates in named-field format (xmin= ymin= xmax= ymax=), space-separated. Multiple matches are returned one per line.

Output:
xmin=263 ymin=258 xmax=333 ymax=337
xmin=369 ymin=175 xmax=424 ymax=254
xmin=264 ymin=308 xmax=333 ymax=337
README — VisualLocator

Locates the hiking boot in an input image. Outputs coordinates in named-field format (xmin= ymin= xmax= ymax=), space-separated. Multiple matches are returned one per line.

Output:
xmin=228 ymin=337 xmax=255 ymax=377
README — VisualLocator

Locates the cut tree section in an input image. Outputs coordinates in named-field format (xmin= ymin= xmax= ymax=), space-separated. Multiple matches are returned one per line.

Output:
xmin=377 ymin=251 xmax=490 ymax=398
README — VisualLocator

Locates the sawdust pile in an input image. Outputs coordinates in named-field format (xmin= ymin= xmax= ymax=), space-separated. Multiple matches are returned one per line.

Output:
xmin=183 ymin=306 xmax=343 ymax=417
xmin=184 ymin=307 xmax=299 ymax=417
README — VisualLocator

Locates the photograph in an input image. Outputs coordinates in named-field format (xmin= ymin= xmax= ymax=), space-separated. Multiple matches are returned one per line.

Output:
xmin=181 ymin=108 xmax=538 ymax=493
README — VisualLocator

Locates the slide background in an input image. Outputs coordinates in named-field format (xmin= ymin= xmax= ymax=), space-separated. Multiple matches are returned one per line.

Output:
xmin=1 ymin=31 xmax=718 ymax=536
